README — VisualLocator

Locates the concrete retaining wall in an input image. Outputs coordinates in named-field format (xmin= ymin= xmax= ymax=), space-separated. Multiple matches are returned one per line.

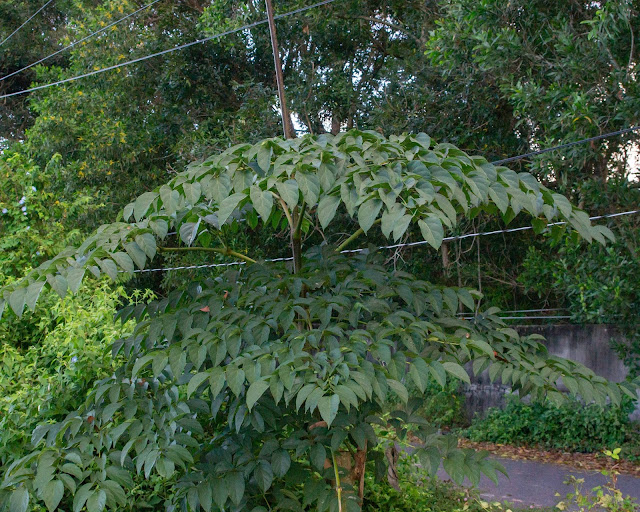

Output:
xmin=463 ymin=324 xmax=639 ymax=420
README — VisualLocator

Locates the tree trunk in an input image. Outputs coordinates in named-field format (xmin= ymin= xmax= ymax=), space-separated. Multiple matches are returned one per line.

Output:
xmin=323 ymin=444 xmax=368 ymax=504
xmin=442 ymin=242 xmax=450 ymax=270
xmin=331 ymin=116 xmax=341 ymax=135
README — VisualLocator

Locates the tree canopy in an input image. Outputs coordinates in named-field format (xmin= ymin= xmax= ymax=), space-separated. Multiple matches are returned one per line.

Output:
xmin=1 ymin=130 xmax=637 ymax=512
xmin=0 ymin=130 xmax=615 ymax=319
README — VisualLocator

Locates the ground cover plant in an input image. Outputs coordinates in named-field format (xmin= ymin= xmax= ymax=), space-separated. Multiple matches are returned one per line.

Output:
xmin=361 ymin=453 xmax=547 ymax=512
xmin=0 ymin=130 xmax=638 ymax=512
xmin=466 ymin=397 xmax=640 ymax=463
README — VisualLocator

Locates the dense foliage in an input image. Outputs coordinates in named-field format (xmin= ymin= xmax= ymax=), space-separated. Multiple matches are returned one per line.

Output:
xmin=0 ymin=130 xmax=636 ymax=512
xmin=0 ymin=151 xmax=89 ymax=281
xmin=0 ymin=1 xmax=639 ymax=511
xmin=0 ymin=131 xmax=616 ymax=318
xmin=0 ymin=283 xmax=151 ymax=466
xmin=520 ymin=181 xmax=640 ymax=376
xmin=466 ymin=398 xmax=637 ymax=455
xmin=362 ymin=455 xmax=510 ymax=512
xmin=1 ymin=0 xmax=638 ymax=309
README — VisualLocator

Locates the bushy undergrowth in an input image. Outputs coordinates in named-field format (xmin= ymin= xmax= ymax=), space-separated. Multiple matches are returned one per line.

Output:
xmin=362 ymin=455 xmax=547 ymax=512
xmin=0 ymin=282 xmax=152 ymax=465
xmin=466 ymin=398 xmax=637 ymax=455
xmin=363 ymin=466 xmax=474 ymax=512
xmin=387 ymin=375 xmax=467 ymax=430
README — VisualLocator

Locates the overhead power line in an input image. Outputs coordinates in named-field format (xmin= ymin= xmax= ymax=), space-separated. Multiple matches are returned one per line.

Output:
xmin=490 ymin=125 xmax=640 ymax=165
xmin=346 ymin=209 xmax=640 ymax=253
xmin=0 ymin=0 xmax=337 ymax=100
xmin=0 ymin=0 xmax=55 ymax=48
xmin=460 ymin=308 xmax=565 ymax=315
xmin=473 ymin=315 xmax=572 ymax=321
xmin=130 ymin=209 xmax=640 ymax=274
xmin=0 ymin=0 xmax=163 ymax=83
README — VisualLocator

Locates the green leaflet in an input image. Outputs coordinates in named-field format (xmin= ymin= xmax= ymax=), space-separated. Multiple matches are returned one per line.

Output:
xmin=42 ymin=480 xmax=64 ymax=512
xmin=257 ymin=144 xmax=272 ymax=172
xmin=111 ymin=252 xmax=134 ymax=274
xmin=387 ymin=379 xmax=409 ymax=403
xmin=86 ymin=490 xmax=107 ymax=512
xmin=9 ymin=286 xmax=26 ymax=317
xmin=317 ymin=195 xmax=340 ymax=229
xmin=250 ymin=185 xmax=274 ymax=223
xmin=183 ymin=182 xmax=202 ymax=205
xmin=419 ymin=216 xmax=444 ymax=249
xmin=205 ymin=174 xmax=232 ymax=204
xmin=9 ymin=487 xmax=29 ymax=512
xmin=124 ymin=242 xmax=146 ymax=269
xmin=296 ymin=171 xmax=320 ymax=205
xmin=409 ymin=359 xmax=430 ymax=393
xmin=73 ymin=484 xmax=93 ymax=512
xmin=226 ymin=366 xmax=246 ymax=397
xmin=275 ymin=179 xmax=299 ymax=210
xmin=96 ymin=259 xmax=118 ymax=281
xmin=318 ymin=394 xmax=340 ymax=427
xmin=393 ymin=214 xmax=413 ymax=241
xmin=246 ymin=380 xmax=270 ymax=411
xmin=357 ymin=198 xmax=382 ymax=233
xmin=217 ymin=192 xmax=246 ymax=226
xmin=66 ymin=267 xmax=85 ymax=294
xmin=271 ymin=450 xmax=291 ymax=477
xmin=187 ymin=371 xmax=210 ymax=398
xmin=226 ymin=472 xmax=245 ymax=506
xmin=133 ymin=192 xmax=157 ymax=222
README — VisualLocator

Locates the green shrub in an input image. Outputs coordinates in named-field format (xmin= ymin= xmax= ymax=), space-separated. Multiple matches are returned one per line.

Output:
xmin=362 ymin=454 xmax=549 ymax=512
xmin=362 ymin=461 xmax=474 ymax=512
xmin=389 ymin=375 xmax=467 ymax=430
xmin=466 ymin=398 xmax=635 ymax=453
xmin=0 ymin=282 xmax=152 ymax=465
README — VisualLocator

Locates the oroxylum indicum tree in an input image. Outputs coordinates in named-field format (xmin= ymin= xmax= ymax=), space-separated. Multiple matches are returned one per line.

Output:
xmin=0 ymin=130 xmax=637 ymax=512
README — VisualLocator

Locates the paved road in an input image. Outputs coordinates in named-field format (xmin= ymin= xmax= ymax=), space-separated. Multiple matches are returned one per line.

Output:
xmin=437 ymin=456 xmax=640 ymax=508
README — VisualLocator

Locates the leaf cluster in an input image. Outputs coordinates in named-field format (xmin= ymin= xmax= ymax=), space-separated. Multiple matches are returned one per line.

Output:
xmin=2 ymin=249 xmax=637 ymax=511
xmin=0 ymin=130 xmax=614 ymax=319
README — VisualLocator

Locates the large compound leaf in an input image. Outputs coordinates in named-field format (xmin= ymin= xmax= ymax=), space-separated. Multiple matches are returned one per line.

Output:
xmin=0 ymin=130 xmax=609 ymax=318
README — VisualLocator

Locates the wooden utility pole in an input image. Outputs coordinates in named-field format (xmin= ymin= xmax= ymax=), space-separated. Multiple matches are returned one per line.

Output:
xmin=264 ymin=0 xmax=302 ymax=274
xmin=264 ymin=0 xmax=295 ymax=139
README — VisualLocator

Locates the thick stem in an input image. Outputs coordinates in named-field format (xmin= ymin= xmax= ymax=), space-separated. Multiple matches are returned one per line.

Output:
xmin=331 ymin=451 xmax=343 ymax=512
xmin=290 ymin=202 xmax=306 ymax=274
xmin=276 ymin=195 xmax=294 ymax=229
xmin=291 ymin=208 xmax=302 ymax=274
xmin=158 ymin=246 xmax=256 ymax=264
xmin=275 ymin=196 xmax=301 ymax=274
xmin=293 ymin=201 xmax=307 ymax=238
xmin=442 ymin=242 xmax=450 ymax=270
xmin=356 ymin=442 xmax=368 ymax=504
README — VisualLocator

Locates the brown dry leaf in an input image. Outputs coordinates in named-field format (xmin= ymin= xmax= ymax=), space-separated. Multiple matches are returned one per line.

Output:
xmin=459 ymin=439 xmax=640 ymax=477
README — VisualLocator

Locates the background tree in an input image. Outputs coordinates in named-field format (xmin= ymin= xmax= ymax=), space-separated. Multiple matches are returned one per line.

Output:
xmin=2 ymin=0 xmax=637 ymax=314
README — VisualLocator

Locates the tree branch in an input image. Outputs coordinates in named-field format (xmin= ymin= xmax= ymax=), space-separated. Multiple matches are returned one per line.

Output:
xmin=335 ymin=218 xmax=382 ymax=253
xmin=339 ymin=15 xmax=420 ymax=44
xmin=275 ymin=194 xmax=294 ymax=229
xmin=158 ymin=246 xmax=256 ymax=264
